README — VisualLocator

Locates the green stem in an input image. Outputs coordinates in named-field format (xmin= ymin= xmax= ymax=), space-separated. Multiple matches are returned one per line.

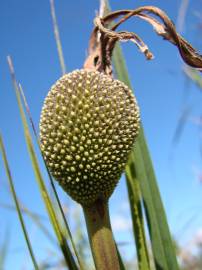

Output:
xmin=83 ymin=199 xmax=120 ymax=270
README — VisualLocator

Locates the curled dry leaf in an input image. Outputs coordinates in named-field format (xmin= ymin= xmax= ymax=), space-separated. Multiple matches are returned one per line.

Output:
xmin=84 ymin=5 xmax=202 ymax=75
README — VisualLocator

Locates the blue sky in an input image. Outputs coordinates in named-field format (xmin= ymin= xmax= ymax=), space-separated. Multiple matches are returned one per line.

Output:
xmin=0 ymin=0 xmax=202 ymax=269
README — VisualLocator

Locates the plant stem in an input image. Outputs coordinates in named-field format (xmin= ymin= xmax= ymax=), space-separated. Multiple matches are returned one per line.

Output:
xmin=83 ymin=199 xmax=120 ymax=270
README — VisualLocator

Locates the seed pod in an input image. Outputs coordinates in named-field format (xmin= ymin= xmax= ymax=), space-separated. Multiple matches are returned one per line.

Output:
xmin=39 ymin=69 xmax=140 ymax=206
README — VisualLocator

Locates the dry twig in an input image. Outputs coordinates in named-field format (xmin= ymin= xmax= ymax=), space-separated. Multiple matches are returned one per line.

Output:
xmin=84 ymin=6 xmax=202 ymax=75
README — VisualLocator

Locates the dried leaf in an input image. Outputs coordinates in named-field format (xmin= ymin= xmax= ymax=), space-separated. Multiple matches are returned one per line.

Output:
xmin=85 ymin=6 xmax=202 ymax=74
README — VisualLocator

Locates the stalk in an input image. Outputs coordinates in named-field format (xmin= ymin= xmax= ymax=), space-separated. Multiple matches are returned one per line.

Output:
xmin=83 ymin=199 xmax=120 ymax=270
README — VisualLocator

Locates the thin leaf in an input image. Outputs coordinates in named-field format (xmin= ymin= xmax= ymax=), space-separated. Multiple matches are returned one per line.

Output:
xmin=172 ymin=106 xmax=191 ymax=146
xmin=50 ymin=0 xmax=66 ymax=75
xmin=112 ymin=38 xmax=179 ymax=270
xmin=7 ymin=56 xmax=78 ymax=270
xmin=126 ymin=166 xmax=151 ymax=270
xmin=19 ymin=84 xmax=85 ymax=270
xmin=0 ymin=134 xmax=39 ymax=270
xmin=138 ymin=128 xmax=179 ymax=269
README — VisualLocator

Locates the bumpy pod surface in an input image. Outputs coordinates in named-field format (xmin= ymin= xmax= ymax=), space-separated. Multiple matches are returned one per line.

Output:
xmin=40 ymin=69 xmax=140 ymax=205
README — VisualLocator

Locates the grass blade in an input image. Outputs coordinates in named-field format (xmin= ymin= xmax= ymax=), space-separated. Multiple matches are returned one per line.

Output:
xmin=136 ymin=128 xmax=179 ymax=269
xmin=50 ymin=0 xmax=66 ymax=75
xmin=0 ymin=134 xmax=39 ymax=270
xmin=7 ymin=56 xmax=78 ymax=270
xmin=112 ymin=37 xmax=179 ymax=270
xmin=172 ymin=106 xmax=191 ymax=146
xmin=19 ymin=84 xmax=85 ymax=270
xmin=126 ymin=164 xmax=151 ymax=270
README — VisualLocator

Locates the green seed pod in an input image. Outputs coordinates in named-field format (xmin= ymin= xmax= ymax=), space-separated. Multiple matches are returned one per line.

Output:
xmin=39 ymin=69 xmax=140 ymax=206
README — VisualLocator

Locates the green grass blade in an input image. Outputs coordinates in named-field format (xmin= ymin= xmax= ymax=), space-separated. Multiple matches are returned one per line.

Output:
xmin=112 ymin=41 xmax=179 ymax=270
xmin=0 ymin=135 xmax=40 ymax=270
xmin=172 ymin=106 xmax=191 ymax=146
xmin=7 ymin=56 xmax=79 ymax=270
xmin=126 ymin=165 xmax=151 ymax=270
xmin=19 ymin=84 xmax=85 ymax=270
xmin=129 ymin=139 xmax=168 ymax=269
xmin=136 ymin=128 xmax=179 ymax=269
xmin=50 ymin=0 xmax=66 ymax=75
